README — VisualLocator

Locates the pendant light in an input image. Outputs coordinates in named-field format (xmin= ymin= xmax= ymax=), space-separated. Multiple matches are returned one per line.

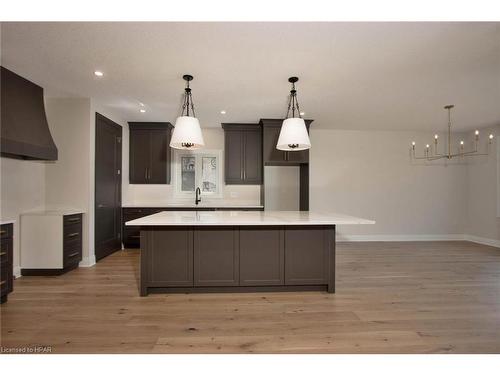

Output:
xmin=276 ymin=76 xmax=311 ymax=151
xmin=170 ymin=74 xmax=205 ymax=150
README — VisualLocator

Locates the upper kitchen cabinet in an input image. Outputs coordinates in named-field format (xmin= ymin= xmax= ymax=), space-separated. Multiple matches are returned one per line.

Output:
xmin=222 ymin=123 xmax=263 ymax=185
xmin=260 ymin=119 xmax=313 ymax=165
xmin=129 ymin=122 xmax=173 ymax=184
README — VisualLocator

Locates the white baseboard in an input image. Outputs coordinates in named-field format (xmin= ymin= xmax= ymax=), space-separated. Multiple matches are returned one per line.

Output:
xmin=13 ymin=266 xmax=21 ymax=278
xmin=464 ymin=235 xmax=500 ymax=248
xmin=337 ymin=234 xmax=465 ymax=242
xmin=79 ymin=254 xmax=96 ymax=267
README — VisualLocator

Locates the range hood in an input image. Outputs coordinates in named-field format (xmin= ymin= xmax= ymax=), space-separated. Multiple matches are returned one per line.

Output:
xmin=1 ymin=66 xmax=58 ymax=160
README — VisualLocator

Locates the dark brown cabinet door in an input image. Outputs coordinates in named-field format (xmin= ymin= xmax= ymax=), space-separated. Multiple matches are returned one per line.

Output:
xmin=224 ymin=130 xmax=244 ymax=183
xmin=240 ymin=227 xmax=284 ymax=286
xmin=284 ymin=227 xmax=328 ymax=285
xmin=149 ymin=129 xmax=170 ymax=184
xmin=194 ymin=228 xmax=239 ymax=286
xmin=129 ymin=123 xmax=172 ymax=184
xmin=286 ymin=149 xmax=309 ymax=163
xmin=147 ymin=228 xmax=194 ymax=287
xmin=223 ymin=124 xmax=263 ymax=185
xmin=263 ymin=125 xmax=286 ymax=163
xmin=243 ymin=129 xmax=263 ymax=183
xmin=129 ymin=129 xmax=150 ymax=184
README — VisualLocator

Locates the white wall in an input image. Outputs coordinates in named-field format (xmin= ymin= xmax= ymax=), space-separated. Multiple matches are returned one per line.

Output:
xmin=465 ymin=125 xmax=500 ymax=245
xmin=45 ymin=98 xmax=92 ymax=263
xmin=0 ymin=158 xmax=46 ymax=275
xmin=310 ymin=129 xmax=468 ymax=239
xmin=122 ymin=126 xmax=261 ymax=206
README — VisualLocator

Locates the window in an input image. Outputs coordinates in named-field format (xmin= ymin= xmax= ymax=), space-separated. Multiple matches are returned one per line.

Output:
xmin=174 ymin=149 xmax=222 ymax=197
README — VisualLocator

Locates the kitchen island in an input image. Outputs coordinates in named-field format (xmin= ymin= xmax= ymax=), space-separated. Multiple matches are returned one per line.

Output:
xmin=126 ymin=211 xmax=374 ymax=296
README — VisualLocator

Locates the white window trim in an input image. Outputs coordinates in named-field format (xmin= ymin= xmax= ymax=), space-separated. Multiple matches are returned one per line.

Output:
xmin=173 ymin=149 xmax=223 ymax=198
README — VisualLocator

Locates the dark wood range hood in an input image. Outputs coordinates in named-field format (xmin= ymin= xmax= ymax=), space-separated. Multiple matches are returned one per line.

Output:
xmin=1 ymin=66 xmax=58 ymax=160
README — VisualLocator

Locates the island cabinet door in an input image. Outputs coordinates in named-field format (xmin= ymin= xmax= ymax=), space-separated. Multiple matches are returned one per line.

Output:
xmin=194 ymin=228 xmax=239 ymax=286
xmin=147 ymin=228 xmax=194 ymax=287
xmin=239 ymin=227 xmax=284 ymax=286
xmin=284 ymin=227 xmax=329 ymax=285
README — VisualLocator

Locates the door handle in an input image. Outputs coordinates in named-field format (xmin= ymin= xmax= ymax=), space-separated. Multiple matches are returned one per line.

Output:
xmin=97 ymin=204 xmax=106 ymax=208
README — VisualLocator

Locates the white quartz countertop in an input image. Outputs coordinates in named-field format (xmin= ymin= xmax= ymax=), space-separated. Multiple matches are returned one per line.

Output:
xmin=0 ymin=219 xmax=16 ymax=225
xmin=122 ymin=203 xmax=264 ymax=209
xmin=126 ymin=210 xmax=375 ymax=226
xmin=21 ymin=209 xmax=85 ymax=216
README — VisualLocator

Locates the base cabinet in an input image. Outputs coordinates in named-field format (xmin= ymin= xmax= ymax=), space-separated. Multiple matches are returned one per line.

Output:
xmin=284 ymin=227 xmax=329 ymax=285
xmin=141 ymin=225 xmax=335 ymax=295
xmin=146 ymin=228 xmax=193 ymax=288
xmin=194 ymin=228 xmax=239 ymax=286
xmin=1 ymin=223 xmax=14 ymax=304
xmin=239 ymin=227 xmax=284 ymax=286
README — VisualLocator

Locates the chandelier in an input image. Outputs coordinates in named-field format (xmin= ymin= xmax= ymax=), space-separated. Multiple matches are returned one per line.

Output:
xmin=411 ymin=105 xmax=494 ymax=161
xmin=170 ymin=74 xmax=205 ymax=150
xmin=276 ymin=76 xmax=311 ymax=151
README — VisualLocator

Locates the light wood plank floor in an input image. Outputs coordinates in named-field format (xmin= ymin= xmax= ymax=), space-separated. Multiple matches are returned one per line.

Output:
xmin=1 ymin=241 xmax=500 ymax=353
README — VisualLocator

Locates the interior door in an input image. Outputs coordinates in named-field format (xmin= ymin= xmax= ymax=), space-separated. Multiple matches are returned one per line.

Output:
xmin=95 ymin=113 xmax=122 ymax=261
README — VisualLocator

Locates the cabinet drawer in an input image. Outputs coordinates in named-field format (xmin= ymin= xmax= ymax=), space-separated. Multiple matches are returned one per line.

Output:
xmin=1 ymin=263 xmax=12 ymax=294
xmin=64 ymin=223 xmax=82 ymax=244
xmin=64 ymin=214 xmax=82 ymax=226
xmin=64 ymin=247 xmax=82 ymax=267
xmin=0 ymin=239 xmax=13 ymax=265
xmin=0 ymin=223 xmax=13 ymax=240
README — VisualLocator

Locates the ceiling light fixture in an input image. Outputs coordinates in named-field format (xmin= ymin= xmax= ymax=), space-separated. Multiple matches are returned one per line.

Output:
xmin=140 ymin=109 xmax=146 ymax=113
xmin=411 ymin=105 xmax=494 ymax=161
xmin=220 ymin=110 xmax=226 ymax=115
xmin=276 ymin=77 xmax=311 ymax=151
xmin=170 ymin=74 xmax=205 ymax=150
xmin=94 ymin=71 xmax=104 ymax=77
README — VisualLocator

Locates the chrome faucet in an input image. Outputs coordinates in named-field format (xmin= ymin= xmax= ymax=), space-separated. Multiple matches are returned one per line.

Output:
xmin=195 ymin=187 xmax=201 ymax=205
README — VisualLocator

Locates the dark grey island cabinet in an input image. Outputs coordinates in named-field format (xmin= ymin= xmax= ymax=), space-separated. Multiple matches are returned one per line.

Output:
xmin=128 ymin=122 xmax=173 ymax=184
xmin=139 ymin=225 xmax=335 ymax=295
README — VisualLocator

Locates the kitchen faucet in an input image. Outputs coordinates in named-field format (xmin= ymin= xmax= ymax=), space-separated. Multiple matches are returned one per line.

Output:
xmin=195 ymin=187 xmax=201 ymax=205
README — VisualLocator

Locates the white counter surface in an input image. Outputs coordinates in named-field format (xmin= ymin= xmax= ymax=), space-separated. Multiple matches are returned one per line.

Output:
xmin=122 ymin=203 xmax=264 ymax=209
xmin=21 ymin=209 xmax=84 ymax=216
xmin=0 ymin=219 xmax=16 ymax=225
xmin=126 ymin=210 xmax=375 ymax=226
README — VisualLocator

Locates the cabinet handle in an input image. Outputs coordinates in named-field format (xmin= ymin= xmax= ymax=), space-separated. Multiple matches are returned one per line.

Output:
xmin=67 ymin=217 xmax=80 ymax=222
xmin=148 ymin=168 xmax=151 ymax=180
xmin=0 ymin=280 xmax=6 ymax=286
xmin=0 ymin=230 xmax=6 ymax=235
xmin=68 ymin=232 xmax=79 ymax=238
xmin=67 ymin=252 xmax=79 ymax=258
xmin=0 ymin=252 xmax=6 ymax=256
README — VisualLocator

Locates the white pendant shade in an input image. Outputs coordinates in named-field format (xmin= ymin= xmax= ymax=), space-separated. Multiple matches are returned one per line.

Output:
xmin=276 ymin=117 xmax=311 ymax=151
xmin=170 ymin=116 xmax=205 ymax=150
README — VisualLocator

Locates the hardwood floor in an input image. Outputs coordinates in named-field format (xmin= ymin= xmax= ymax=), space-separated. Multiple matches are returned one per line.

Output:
xmin=1 ymin=241 xmax=500 ymax=353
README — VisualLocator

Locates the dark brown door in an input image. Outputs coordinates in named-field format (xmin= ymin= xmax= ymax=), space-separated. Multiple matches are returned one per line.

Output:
xmin=224 ymin=130 xmax=243 ymax=183
xmin=263 ymin=126 xmax=286 ymax=163
xmin=194 ymin=228 xmax=239 ymax=286
xmin=149 ymin=129 xmax=169 ymax=183
xmin=284 ymin=227 xmax=328 ymax=285
xmin=240 ymin=227 xmax=284 ymax=286
xmin=95 ymin=113 xmax=122 ymax=261
xmin=243 ymin=129 xmax=263 ymax=183
xmin=129 ymin=129 xmax=150 ymax=184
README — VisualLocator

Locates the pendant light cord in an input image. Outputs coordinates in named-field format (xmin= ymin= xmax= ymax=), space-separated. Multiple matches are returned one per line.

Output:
xmin=285 ymin=81 xmax=302 ymax=119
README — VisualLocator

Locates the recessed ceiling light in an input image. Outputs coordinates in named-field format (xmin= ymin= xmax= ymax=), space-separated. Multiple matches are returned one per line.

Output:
xmin=94 ymin=71 xmax=104 ymax=77
xmin=220 ymin=110 xmax=226 ymax=115
xmin=139 ymin=102 xmax=145 ymax=107
xmin=300 ymin=111 xmax=305 ymax=116
xmin=140 ymin=109 xmax=146 ymax=113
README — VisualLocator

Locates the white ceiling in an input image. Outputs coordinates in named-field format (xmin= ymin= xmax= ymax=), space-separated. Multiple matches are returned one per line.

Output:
xmin=1 ymin=22 xmax=499 ymax=131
